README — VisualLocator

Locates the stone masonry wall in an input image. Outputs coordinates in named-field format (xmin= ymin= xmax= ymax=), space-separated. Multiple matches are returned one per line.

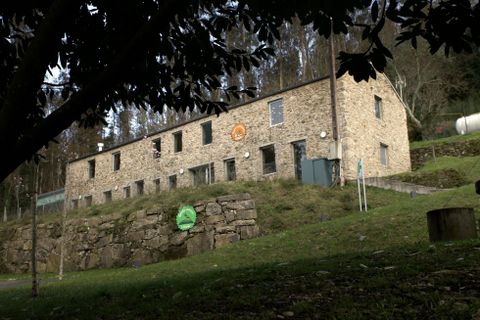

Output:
xmin=65 ymin=75 xmax=411 ymax=208
xmin=66 ymin=78 xmax=334 ymax=208
xmin=410 ymin=139 xmax=480 ymax=170
xmin=0 ymin=193 xmax=259 ymax=274
xmin=338 ymin=74 xmax=411 ymax=178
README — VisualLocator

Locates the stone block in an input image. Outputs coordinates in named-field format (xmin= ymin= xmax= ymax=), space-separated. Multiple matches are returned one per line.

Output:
xmin=96 ymin=234 xmax=113 ymax=248
xmin=232 ymin=219 xmax=256 ymax=226
xmin=214 ymin=233 xmax=240 ymax=248
xmin=239 ymin=225 xmax=260 ymax=240
xmin=99 ymin=244 xmax=127 ymax=268
xmin=216 ymin=193 xmax=251 ymax=203
xmin=130 ymin=249 xmax=152 ymax=266
xmin=146 ymin=207 xmax=163 ymax=216
xmin=127 ymin=210 xmax=145 ymax=222
xmin=165 ymin=244 xmax=187 ymax=260
xmin=225 ymin=210 xmax=236 ymax=223
xmin=170 ymin=231 xmax=188 ymax=246
xmin=126 ymin=230 xmax=145 ymax=242
xmin=226 ymin=199 xmax=255 ymax=210
xmin=37 ymin=238 xmax=56 ymax=252
xmin=215 ymin=226 xmax=236 ymax=234
xmin=158 ymin=224 xmax=173 ymax=236
xmin=46 ymin=253 xmax=61 ymax=273
xmin=22 ymin=240 xmax=32 ymax=251
xmin=98 ymin=222 xmax=114 ymax=231
xmin=186 ymin=232 xmax=214 ymax=256
xmin=145 ymin=236 xmax=168 ymax=249
xmin=144 ymin=229 xmax=158 ymax=240
xmin=189 ymin=225 xmax=205 ymax=233
xmin=205 ymin=202 xmax=222 ymax=216
xmin=194 ymin=203 xmax=206 ymax=213
xmin=86 ymin=252 xmax=100 ymax=269
xmin=236 ymin=209 xmax=257 ymax=220
xmin=205 ymin=214 xmax=224 ymax=225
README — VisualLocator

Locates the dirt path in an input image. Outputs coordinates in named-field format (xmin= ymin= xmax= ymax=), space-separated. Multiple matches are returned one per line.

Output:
xmin=0 ymin=278 xmax=58 ymax=290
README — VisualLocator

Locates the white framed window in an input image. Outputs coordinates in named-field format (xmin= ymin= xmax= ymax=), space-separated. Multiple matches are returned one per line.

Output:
xmin=269 ymin=98 xmax=284 ymax=126
xmin=380 ymin=143 xmax=388 ymax=166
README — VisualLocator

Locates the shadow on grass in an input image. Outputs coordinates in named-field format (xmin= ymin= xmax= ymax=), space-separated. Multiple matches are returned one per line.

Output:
xmin=1 ymin=239 xmax=479 ymax=320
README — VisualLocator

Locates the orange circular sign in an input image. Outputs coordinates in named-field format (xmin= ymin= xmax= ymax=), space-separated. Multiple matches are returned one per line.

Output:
xmin=231 ymin=123 xmax=246 ymax=141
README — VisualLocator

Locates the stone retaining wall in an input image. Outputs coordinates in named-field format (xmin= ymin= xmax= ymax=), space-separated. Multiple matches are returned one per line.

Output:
xmin=0 ymin=193 xmax=259 ymax=274
xmin=410 ymin=139 xmax=480 ymax=170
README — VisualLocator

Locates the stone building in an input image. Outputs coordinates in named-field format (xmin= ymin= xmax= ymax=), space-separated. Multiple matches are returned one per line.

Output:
xmin=65 ymin=74 xmax=411 ymax=208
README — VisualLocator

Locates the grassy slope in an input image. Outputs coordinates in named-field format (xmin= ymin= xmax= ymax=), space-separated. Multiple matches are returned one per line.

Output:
xmin=391 ymin=155 xmax=480 ymax=188
xmin=0 ymin=179 xmax=409 ymax=236
xmin=0 ymin=184 xmax=479 ymax=319
xmin=410 ymin=131 xmax=480 ymax=149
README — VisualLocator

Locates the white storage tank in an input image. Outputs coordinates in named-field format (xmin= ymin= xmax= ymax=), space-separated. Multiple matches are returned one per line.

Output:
xmin=455 ymin=113 xmax=480 ymax=134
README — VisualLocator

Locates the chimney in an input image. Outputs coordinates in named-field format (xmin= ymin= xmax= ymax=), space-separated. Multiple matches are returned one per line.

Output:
xmin=97 ymin=142 xmax=104 ymax=152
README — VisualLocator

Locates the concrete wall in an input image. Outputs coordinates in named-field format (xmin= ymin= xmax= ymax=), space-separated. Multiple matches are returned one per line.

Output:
xmin=65 ymin=75 xmax=411 ymax=208
xmin=0 ymin=193 xmax=259 ymax=274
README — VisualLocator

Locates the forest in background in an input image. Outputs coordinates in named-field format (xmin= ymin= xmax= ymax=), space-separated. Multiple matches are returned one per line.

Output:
xmin=1 ymin=15 xmax=479 ymax=220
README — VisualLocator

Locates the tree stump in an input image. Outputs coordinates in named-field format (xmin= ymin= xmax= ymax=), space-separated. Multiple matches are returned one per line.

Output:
xmin=426 ymin=207 xmax=477 ymax=242
xmin=475 ymin=180 xmax=480 ymax=195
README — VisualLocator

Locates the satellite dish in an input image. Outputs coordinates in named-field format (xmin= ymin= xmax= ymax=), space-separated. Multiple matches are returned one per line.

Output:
xmin=320 ymin=131 xmax=327 ymax=139
xmin=244 ymin=152 xmax=250 ymax=158
xmin=179 ymin=168 xmax=184 ymax=174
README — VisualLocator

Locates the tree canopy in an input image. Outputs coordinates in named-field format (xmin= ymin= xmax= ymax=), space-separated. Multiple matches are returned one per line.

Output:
xmin=0 ymin=0 xmax=478 ymax=182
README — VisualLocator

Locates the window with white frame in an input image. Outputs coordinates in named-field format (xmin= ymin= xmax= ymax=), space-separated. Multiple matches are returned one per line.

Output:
xmin=269 ymin=99 xmax=284 ymax=126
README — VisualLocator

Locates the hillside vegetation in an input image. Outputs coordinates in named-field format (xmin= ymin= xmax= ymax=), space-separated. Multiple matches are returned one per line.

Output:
xmin=2 ymin=135 xmax=480 ymax=319
xmin=0 ymin=180 xmax=479 ymax=319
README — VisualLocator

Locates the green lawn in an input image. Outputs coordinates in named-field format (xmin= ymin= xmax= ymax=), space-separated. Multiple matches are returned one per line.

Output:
xmin=1 ymin=183 xmax=479 ymax=319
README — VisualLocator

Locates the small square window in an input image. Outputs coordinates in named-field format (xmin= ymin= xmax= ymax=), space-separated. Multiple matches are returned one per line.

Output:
xmin=71 ymin=199 xmax=78 ymax=209
xmin=202 ymin=121 xmax=212 ymax=145
xmin=261 ymin=145 xmax=277 ymax=174
xmin=113 ymin=152 xmax=121 ymax=171
xmin=152 ymin=138 xmax=161 ymax=158
xmin=173 ymin=131 xmax=182 ymax=152
xmin=88 ymin=159 xmax=96 ymax=178
xmin=269 ymin=99 xmax=284 ymax=126
xmin=124 ymin=186 xmax=131 ymax=198
xmin=169 ymin=175 xmax=177 ymax=189
xmin=380 ymin=143 xmax=388 ymax=166
xmin=103 ymin=190 xmax=112 ymax=203
xmin=374 ymin=95 xmax=382 ymax=119
xmin=135 ymin=180 xmax=144 ymax=195
xmin=154 ymin=178 xmax=161 ymax=192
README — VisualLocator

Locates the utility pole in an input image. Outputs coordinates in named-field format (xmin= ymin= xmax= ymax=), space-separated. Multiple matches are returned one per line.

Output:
xmin=328 ymin=17 xmax=343 ymax=185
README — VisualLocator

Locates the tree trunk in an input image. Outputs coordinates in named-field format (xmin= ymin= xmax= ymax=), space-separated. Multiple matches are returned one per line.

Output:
xmin=31 ymin=163 xmax=39 ymax=297
xmin=427 ymin=207 xmax=478 ymax=242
